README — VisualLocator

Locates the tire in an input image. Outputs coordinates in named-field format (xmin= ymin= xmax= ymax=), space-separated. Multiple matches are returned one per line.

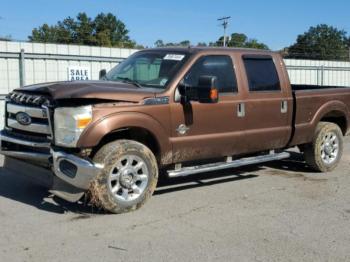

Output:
xmin=89 ymin=140 xmax=158 ymax=214
xmin=303 ymin=122 xmax=343 ymax=172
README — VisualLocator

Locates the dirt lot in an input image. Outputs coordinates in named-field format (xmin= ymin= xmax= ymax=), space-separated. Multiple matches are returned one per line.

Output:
xmin=0 ymin=138 xmax=350 ymax=262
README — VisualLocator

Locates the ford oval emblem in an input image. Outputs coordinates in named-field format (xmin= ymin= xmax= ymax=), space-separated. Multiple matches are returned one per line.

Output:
xmin=16 ymin=112 xmax=32 ymax=126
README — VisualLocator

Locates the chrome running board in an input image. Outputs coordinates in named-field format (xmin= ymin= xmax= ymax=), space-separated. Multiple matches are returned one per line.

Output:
xmin=167 ymin=151 xmax=290 ymax=178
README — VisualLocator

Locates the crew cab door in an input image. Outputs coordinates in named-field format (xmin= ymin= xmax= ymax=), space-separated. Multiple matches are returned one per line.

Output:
xmin=237 ymin=54 xmax=293 ymax=152
xmin=170 ymin=54 xmax=246 ymax=163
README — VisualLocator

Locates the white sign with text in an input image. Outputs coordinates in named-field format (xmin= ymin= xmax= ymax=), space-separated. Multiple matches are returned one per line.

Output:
xmin=68 ymin=66 xmax=90 ymax=81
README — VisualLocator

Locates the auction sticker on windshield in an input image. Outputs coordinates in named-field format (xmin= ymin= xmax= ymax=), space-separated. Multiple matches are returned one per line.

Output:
xmin=164 ymin=54 xmax=185 ymax=61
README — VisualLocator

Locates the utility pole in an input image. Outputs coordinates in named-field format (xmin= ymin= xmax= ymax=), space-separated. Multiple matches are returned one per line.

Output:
xmin=217 ymin=16 xmax=231 ymax=47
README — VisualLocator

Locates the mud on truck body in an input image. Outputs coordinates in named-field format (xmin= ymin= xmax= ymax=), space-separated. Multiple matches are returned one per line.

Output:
xmin=1 ymin=47 xmax=350 ymax=213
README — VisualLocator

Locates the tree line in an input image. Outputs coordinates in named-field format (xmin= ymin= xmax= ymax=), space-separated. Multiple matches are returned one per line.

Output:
xmin=2 ymin=12 xmax=349 ymax=61
xmin=155 ymin=25 xmax=350 ymax=61
xmin=29 ymin=12 xmax=139 ymax=48
xmin=154 ymin=33 xmax=269 ymax=50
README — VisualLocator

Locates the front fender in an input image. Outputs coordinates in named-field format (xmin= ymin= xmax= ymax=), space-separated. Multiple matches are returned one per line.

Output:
xmin=77 ymin=111 xmax=171 ymax=159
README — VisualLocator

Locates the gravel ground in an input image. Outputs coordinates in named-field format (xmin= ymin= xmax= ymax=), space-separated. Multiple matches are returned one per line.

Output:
xmin=0 ymin=138 xmax=349 ymax=262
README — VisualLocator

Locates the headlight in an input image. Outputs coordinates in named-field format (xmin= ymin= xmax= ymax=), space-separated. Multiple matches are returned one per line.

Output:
xmin=54 ymin=105 xmax=92 ymax=147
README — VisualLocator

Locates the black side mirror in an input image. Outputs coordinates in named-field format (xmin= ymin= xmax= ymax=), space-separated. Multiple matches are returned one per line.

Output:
xmin=99 ymin=69 xmax=107 ymax=80
xmin=197 ymin=76 xmax=219 ymax=103
xmin=178 ymin=76 xmax=219 ymax=104
xmin=178 ymin=81 xmax=196 ymax=104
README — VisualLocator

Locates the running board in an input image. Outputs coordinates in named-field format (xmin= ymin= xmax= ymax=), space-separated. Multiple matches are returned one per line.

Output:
xmin=167 ymin=151 xmax=291 ymax=178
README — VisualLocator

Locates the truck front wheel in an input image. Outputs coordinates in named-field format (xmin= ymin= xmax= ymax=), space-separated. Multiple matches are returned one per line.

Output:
xmin=90 ymin=140 xmax=158 ymax=214
xmin=303 ymin=122 xmax=343 ymax=172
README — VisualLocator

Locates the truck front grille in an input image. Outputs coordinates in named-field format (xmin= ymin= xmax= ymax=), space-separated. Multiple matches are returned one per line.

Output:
xmin=5 ymin=92 xmax=52 ymax=141
xmin=8 ymin=91 xmax=49 ymax=106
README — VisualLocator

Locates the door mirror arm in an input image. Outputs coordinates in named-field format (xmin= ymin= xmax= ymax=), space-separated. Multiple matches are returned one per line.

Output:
xmin=178 ymin=81 xmax=195 ymax=104
xmin=99 ymin=69 xmax=107 ymax=80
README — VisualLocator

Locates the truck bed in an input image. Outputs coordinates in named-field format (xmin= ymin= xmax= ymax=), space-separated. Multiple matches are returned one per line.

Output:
xmin=292 ymin=84 xmax=350 ymax=91
xmin=290 ymin=85 xmax=350 ymax=146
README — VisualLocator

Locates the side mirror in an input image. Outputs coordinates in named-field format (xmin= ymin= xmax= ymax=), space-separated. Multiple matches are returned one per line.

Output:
xmin=99 ymin=69 xmax=107 ymax=80
xmin=197 ymin=76 xmax=219 ymax=103
xmin=178 ymin=76 xmax=219 ymax=104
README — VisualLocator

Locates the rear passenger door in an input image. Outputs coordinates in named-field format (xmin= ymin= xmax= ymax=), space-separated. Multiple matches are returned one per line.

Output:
xmin=239 ymin=54 xmax=293 ymax=152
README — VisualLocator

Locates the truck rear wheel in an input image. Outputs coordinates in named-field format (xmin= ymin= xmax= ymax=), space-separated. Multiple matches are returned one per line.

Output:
xmin=303 ymin=122 xmax=343 ymax=172
xmin=90 ymin=140 xmax=158 ymax=214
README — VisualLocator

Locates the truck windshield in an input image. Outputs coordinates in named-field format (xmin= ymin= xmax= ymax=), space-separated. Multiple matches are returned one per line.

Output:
xmin=105 ymin=51 xmax=189 ymax=89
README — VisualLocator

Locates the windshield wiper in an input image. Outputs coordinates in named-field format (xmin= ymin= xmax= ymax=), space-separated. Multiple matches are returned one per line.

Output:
xmin=116 ymin=77 xmax=142 ymax=88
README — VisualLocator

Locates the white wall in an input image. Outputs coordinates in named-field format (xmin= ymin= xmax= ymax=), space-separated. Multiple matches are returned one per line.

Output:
xmin=0 ymin=101 xmax=4 ymax=128
xmin=0 ymin=41 xmax=138 ymax=95
xmin=285 ymin=59 xmax=350 ymax=87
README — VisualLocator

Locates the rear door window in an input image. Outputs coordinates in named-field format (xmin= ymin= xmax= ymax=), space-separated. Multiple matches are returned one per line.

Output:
xmin=243 ymin=56 xmax=281 ymax=92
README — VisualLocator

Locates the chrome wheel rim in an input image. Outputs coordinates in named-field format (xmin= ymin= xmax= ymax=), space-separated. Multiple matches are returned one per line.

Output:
xmin=108 ymin=154 xmax=149 ymax=202
xmin=320 ymin=131 xmax=339 ymax=165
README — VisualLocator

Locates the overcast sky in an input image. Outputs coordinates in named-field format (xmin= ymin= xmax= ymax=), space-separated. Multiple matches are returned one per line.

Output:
xmin=1 ymin=0 xmax=349 ymax=50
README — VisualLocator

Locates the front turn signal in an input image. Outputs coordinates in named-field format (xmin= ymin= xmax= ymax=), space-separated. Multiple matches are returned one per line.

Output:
xmin=77 ymin=117 xmax=92 ymax=129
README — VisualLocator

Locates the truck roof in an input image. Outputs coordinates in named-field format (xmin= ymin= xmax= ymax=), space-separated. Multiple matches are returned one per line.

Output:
xmin=144 ymin=46 xmax=277 ymax=55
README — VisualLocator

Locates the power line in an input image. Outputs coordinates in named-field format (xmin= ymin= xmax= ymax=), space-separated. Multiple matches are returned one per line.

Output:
xmin=217 ymin=16 xmax=230 ymax=47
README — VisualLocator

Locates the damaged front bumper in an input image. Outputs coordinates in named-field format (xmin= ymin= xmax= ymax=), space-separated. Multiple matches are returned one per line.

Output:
xmin=0 ymin=131 xmax=103 ymax=200
xmin=50 ymin=150 xmax=103 ymax=190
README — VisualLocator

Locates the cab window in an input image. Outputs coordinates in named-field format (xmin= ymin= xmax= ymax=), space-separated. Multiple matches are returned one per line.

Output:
xmin=183 ymin=55 xmax=238 ymax=93
xmin=243 ymin=56 xmax=281 ymax=92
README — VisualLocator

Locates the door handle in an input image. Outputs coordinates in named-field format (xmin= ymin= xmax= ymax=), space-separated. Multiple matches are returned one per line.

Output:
xmin=237 ymin=103 xmax=245 ymax=118
xmin=281 ymin=100 xmax=288 ymax=113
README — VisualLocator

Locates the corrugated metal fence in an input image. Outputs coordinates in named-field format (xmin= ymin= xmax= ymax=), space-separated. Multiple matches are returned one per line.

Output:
xmin=0 ymin=41 xmax=137 ymax=96
xmin=284 ymin=59 xmax=350 ymax=87
xmin=1 ymin=40 xmax=350 ymax=128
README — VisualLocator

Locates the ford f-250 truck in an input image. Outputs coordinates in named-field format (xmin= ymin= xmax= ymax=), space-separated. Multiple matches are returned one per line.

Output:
xmin=1 ymin=47 xmax=349 ymax=213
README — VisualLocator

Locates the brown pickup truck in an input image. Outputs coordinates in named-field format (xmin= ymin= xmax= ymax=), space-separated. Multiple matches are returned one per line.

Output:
xmin=1 ymin=47 xmax=349 ymax=213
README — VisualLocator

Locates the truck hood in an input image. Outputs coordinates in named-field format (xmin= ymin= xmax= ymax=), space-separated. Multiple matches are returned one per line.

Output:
xmin=16 ymin=81 xmax=160 ymax=102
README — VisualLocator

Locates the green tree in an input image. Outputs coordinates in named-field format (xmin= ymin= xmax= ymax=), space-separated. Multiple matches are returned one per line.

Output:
xmin=94 ymin=13 xmax=133 ymax=47
xmin=154 ymin=39 xmax=164 ymax=47
xmin=215 ymin=33 xmax=269 ymax=50
xmin=154 ymin=40 xmax=191 ymax=47
xmin=197 ymin=42 xmax=207 ymax=47
xmin=179 ymin=40 xmax=190 ymax=47
xmin=29 ymin=12 xmax=136 ymax=48
xmin=75 ymin=13 xmax=95 ymax=45
xmin=244 ymin=39 xmax=269 ymax=50
xmin=229 ymin=33 xmax=247 ymax=47
xmin=56 ymin=18 xmax=76 ymax=44
xmin=165 ymin=42 xmax=176 ymax=46
xmin=31 ymin=24 xmax=57 ymax=43
xmin=0 ymin=35 xmax=12 ymax=41
xmin=346 ymin=37 xmax=350 ymax=55
xmin=287 ymin=24 xmax=349 ymax=60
